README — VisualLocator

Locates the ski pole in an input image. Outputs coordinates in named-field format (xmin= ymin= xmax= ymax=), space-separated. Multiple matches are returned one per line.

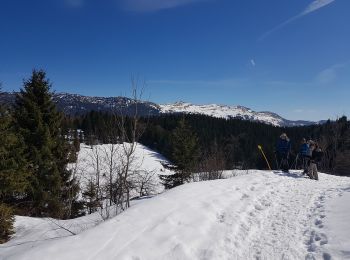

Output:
xmin=258 ymin=145 xmax=272 ymax=171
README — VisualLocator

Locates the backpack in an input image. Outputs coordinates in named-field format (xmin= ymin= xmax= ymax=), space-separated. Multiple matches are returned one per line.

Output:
xmin=277 ymin=138 xmax=291 ymax=155
xmin=300 ymin=143 xmax=310 ymax=156
xmin=312 ymin=148 xmax=323 ymax=162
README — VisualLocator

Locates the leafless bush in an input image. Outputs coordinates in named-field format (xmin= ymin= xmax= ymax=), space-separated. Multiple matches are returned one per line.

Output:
xmin=196 ymin=141 xmax=226 ymax=181
xmin=133 ymin=170 xmax=157 ymax=197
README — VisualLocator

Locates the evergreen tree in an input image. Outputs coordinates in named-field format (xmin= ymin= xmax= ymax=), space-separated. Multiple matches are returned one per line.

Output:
xmin=160 ymin=118 xmax=199 ymax=188
xmin=82 ymin=179 xmax=100 ymax=214
xmin=171 ymin=117 xmax=199 ymax=175
xmin=13 ymin=70 xmax=79 ymax=218
xmin=0 ymin=89 xmax=30 ymax=207
xmin=0 ymin=87 xmax=28 ymax=243
xmin=73 ymin=129 xmax=80 ymax=153
xmin=0 ymin=203 xmax=14 ymax=244
xmin=68 ymin=129 xmax=80 ymax=163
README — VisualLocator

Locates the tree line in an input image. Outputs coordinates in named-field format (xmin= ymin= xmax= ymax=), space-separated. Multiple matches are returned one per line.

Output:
xmin=65 ymin=110 xmax=350 ymax=176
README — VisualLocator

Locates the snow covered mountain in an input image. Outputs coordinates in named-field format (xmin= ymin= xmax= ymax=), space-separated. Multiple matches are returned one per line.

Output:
xmin=0 ymin=92 xmax=160 ymax=116
xmin=160 ymin=102 xmax=317 ymax=127
xmin=0 ymin=92 xmax=319 ymax=127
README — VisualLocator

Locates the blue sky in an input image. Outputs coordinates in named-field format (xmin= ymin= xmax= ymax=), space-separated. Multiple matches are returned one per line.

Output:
xmin=0 ymin=0 xmax=349 ymax=121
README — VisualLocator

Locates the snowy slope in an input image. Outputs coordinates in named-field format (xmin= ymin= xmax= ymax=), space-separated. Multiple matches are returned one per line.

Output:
xmin=70 ymin=143 xmax=173 ymax=196
xmin=1 ymin=170 xmax=350 ymax=260
xmin=160 ymin=102 xmax=315 ymax=127
xmin=322 ymin=191 xmax=350 ymax=259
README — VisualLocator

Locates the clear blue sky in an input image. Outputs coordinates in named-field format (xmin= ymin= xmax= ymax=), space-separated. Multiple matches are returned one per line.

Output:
xmin=0 ymin=0 xmax=349 ymax=121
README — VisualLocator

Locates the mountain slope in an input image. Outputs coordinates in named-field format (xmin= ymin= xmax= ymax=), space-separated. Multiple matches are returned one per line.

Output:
xmin=1 ymin=170 xmax=349 ymax=260
xmin=0 ymin=92 xmax=319 ymax=127
xmin=160 ymin=102 xmax=316 ymax=127
xmin=0 ymin=92 xmax=160 ymax=116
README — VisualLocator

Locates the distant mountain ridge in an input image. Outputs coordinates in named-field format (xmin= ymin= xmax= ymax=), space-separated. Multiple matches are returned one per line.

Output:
xmin=0 ymin=92 xmax=160 ymax=116
xmin=159 ymin=102 xmax=322 ymax=127
xmin=0 ymin=92 xmax=321 ymax=127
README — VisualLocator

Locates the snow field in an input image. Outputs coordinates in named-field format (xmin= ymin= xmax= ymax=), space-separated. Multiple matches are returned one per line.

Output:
xmin=70 ymin=143 xmax=174 ymax=197
xmin=1 ymin=170 xmax=349 ymax=260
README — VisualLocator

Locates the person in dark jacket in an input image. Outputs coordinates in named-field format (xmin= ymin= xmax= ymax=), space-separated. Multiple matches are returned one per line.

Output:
xmin=276 ymin=133 xmax=291 ymax=172
xmin=308 ymin=142 xmax=323 ymax=180
xmin=299 ymin=138 xmax=310 ymax=174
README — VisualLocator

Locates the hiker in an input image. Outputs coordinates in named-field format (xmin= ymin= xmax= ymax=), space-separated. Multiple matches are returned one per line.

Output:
xmin=308 ymin=142 xmax=323 ymax=180
xmin=276 ymin=133 xmax=291 ymax=172
xmin=299 ymin=138 xmax=310 ymax=174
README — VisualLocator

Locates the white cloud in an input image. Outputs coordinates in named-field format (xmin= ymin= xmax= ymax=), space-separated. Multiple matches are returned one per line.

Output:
xmin=259 ymin=0 xmax=336 ymax=40
xmin=120 ymin=0 xmax=210 ymax=12
xmin=314 ymin=61 xmax=350 ymax=85
xmin=315 ymin=68 xmax=337 ymax=84
xmin=250 ymin=59 xmax=256 ymax=67
xmin=302 ymin=0 xmax=335 ymax=15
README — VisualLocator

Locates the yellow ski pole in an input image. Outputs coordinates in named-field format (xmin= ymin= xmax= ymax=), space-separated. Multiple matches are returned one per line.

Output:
xmin=258 ymin=145 xmax=272 ymax=171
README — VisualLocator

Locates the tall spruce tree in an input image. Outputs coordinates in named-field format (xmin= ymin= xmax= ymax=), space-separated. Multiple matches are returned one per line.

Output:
xmin=172 ymin=118 xmax=199 ymax=175
xmin=0 ymin=87 xmax=29 ymax=242
xmin=0 ymin=87 xmax=30 ymax=205
xmin=14 ymin=70 xmax=78 ymax=218
xmin=160 ymin=117 xmax=199 ymax=188
xmin=0 ymin=104 xmax=30 ymax=204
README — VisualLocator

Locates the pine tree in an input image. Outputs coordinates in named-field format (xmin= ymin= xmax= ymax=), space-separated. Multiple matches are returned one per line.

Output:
xmin=68 ymin=129 xmax=80 ymax=163
xmin=334 ymin=121 xmax=350 ymax=175
xmin=0 ymin=90 xmax=30 ymax=206
xmin=160 ymin=118 xmax=199 ymax=188
xmin=0 ymin=87 xmax=29 ymax=243
xmin=82 ymin=179 xmax=100 ymax=214
xmin=13 ymin=70 xmax=79 ymax=218
xmin=73 ymin=129 xmax=80 ymax=153
xmin=0 ymin=203 xmax=14 ymax=244
xmin=172 ymin=118 xmax=199 ymax=175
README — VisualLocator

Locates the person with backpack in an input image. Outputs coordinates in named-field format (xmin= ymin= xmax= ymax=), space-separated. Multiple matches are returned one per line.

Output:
xmin=299 ymin=138 xmax=310 ymax=174
xmin=308 ymin=142 xmax=323 ymax=180
xmin=276 ymin=133 xmax=291 ymax=172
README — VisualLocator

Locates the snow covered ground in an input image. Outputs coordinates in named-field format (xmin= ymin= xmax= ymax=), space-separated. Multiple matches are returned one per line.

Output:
xmin=1 ymin=170 xmax=349 ymax=260
xmin=70 ymin=143 xmax=174 ymax=196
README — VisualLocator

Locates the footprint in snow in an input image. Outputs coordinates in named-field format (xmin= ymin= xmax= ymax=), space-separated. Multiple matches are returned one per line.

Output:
xmin=314 ymin=233 xmax=328 ymax=245
xmin=305 ymin=253 xmax=317 ymax=259
xmin=315 ymin=219 xmax=322 ymax=226
xmin=323 ymin=252 xmax=332 ymax=260
xmin=241 ymin=193 xmax=249 ymax=200
xmin=254 ymin=204 xmax=264 ymax=211
xmin=217 ymin=213 xmax=225 ymax=223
